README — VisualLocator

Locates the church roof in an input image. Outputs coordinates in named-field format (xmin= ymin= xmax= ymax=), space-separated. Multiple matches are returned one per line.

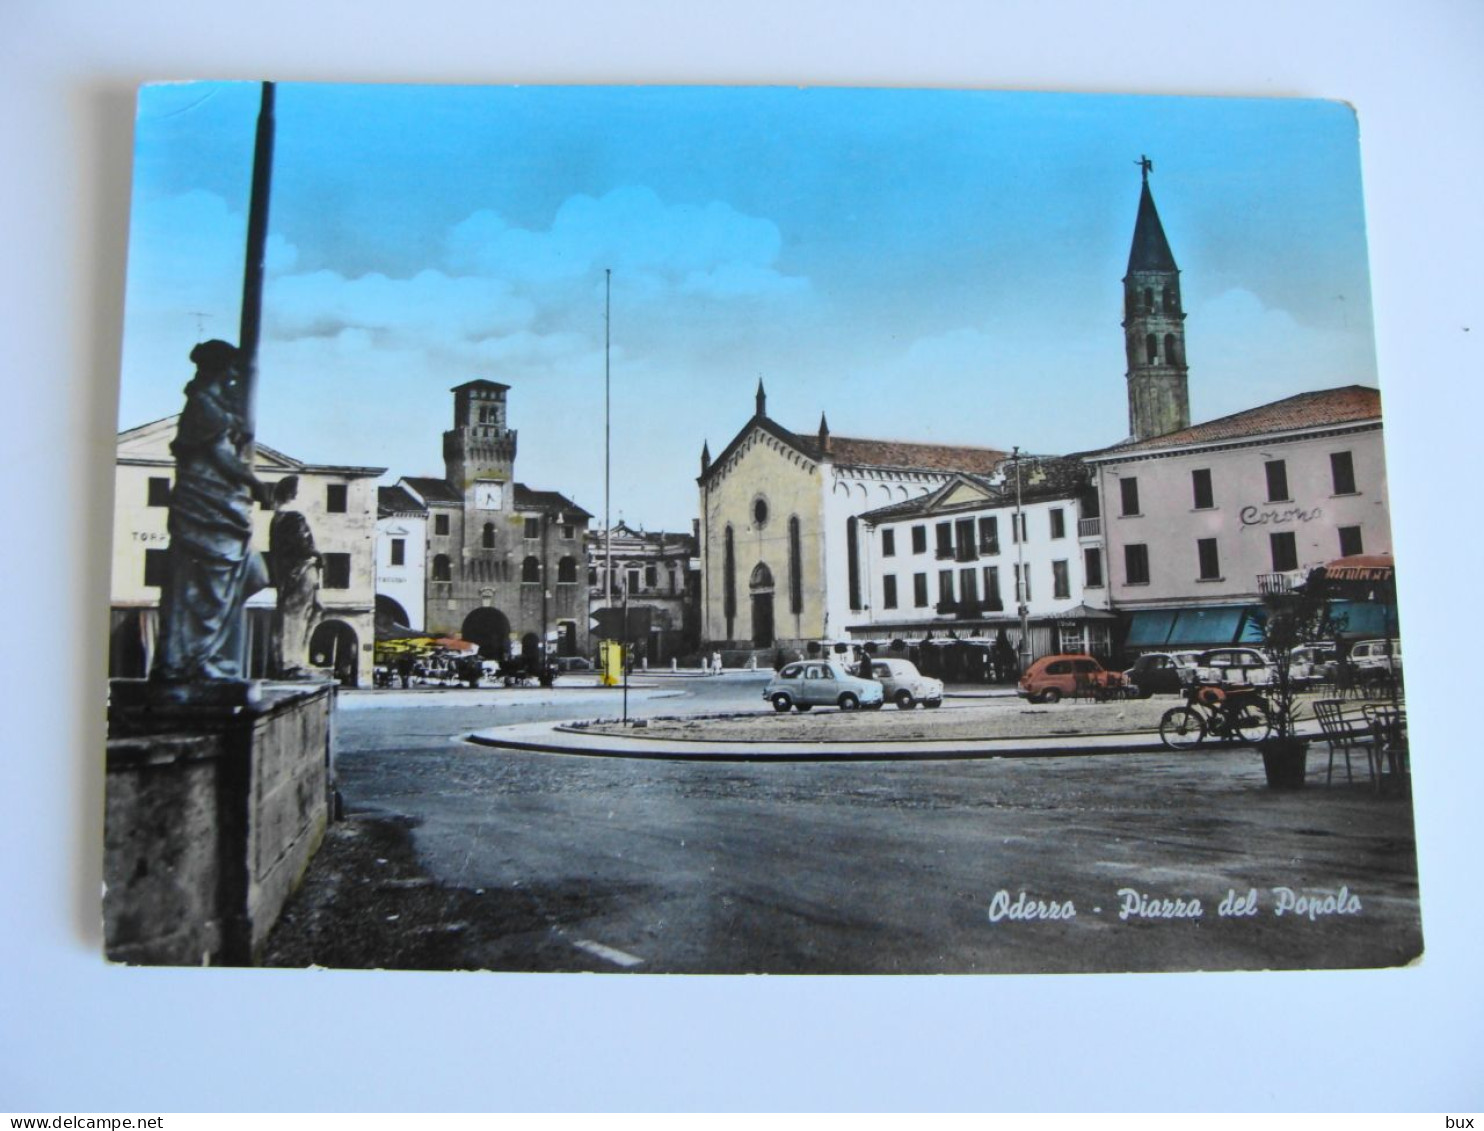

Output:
xmin=1126 ymin=178 xmax=1178 ymax=274
xmin=698 ymin=412 xmax=1006 ymax=486
xmin=450 ymin=379 xmax=510 ymax=393
xmin=1092 ymin=385 xmax=1382 ymax=457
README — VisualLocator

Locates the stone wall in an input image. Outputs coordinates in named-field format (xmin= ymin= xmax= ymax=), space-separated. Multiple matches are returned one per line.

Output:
xmin=105 ymin=682 xmax=333 ymax=965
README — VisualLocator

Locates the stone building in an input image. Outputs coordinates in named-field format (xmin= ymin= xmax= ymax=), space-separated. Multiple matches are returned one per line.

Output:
xmin=110 ymin=417 xmax=384 ymax=685
xmin=697 ymin=382 xmax=1006 ymax=653
xmin=1084 ymin=385 xmax=1391 ymax=653
xmin=587 ymin=521 xmax=701 ymax=663
xmin=853 ymin=455 xmax=1115 ymax=661
xmin=389 ymin=380 xmax=592 ymax=660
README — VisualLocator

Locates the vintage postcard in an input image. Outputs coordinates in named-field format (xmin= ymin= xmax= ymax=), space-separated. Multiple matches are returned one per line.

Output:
xmin=104 ymin=82 xmax=1417 ymax=973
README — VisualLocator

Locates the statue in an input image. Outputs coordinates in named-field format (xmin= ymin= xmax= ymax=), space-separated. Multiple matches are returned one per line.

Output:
xmin=267 ymin=476 xmax=322 ymax=679
xmin=149 ymin=341 xmax=273 ymax=694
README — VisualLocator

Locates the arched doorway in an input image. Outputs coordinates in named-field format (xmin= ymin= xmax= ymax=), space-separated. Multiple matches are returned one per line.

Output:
xmin=749 ymin=562 xmax=775 ymax=648
xmin=309 ymin=619 xmax=360 ymax=687
xmin=461 ymin=607 xmax=512 ymax=659
xmin=375 ymin=594 xmax=412 ymax=631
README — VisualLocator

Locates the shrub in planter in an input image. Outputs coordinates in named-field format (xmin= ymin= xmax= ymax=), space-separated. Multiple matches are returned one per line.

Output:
xmin=1256 ymin=568 xmax=1345 ymax=788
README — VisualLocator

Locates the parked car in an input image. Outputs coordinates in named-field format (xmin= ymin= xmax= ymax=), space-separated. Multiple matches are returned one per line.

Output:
xmin=1017 ymin=654 xmax=1126 ymax=704
xmin=1288 ymin=644 xmax=1338 ymax=687
xmin=552 ymin=655 xmax=595 ymax=672
xmin=867 ymin=657 xmax=945 ymax=709
xmin=1191 ymin=647 xmax=1272 ymax=687
xmin=1349 ymin=638 xmax=1402 ymax=678
xmin=764 ymin=660 xmax=885 ymax=712
xmin=1124 ymin=652 xmax=1188 ymax=698
xmin=1169 ymin=651 xmax=1204 ymax=683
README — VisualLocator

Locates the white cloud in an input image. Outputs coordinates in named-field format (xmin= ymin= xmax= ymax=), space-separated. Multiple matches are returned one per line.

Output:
xmin=266 ymin=269 xmax=536 ymax=344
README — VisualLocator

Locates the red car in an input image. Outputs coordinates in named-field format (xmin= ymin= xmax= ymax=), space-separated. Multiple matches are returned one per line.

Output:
xmin=1017 ymin=654 xmax=1127 ymax=704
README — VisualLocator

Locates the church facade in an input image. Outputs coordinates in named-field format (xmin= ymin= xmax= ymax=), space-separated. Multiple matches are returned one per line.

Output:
xmin=696 ymin=383 xmax=1005 ymax=653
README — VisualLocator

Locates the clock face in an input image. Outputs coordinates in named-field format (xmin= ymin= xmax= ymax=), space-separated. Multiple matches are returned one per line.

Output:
xmin=475 ymin=481 xmax=503 ymax=510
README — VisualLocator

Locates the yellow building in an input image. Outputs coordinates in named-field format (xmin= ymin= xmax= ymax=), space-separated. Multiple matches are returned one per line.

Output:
xmin=697 ymin=382 xmax=1005 ymax=653
xmin=110 ymin=417 xmax=384 ymax=686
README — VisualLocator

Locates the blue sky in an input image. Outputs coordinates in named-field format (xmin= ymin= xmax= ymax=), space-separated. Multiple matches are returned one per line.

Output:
xmin=118 ymin=83 xmax=1378 ymax=530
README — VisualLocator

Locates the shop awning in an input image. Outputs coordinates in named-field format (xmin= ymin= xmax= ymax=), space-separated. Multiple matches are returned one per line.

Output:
xmin=1165 ymin=606 xmax=1246 ymax=646
xmin=1125 ymin=610 xmax=1178 ymax=647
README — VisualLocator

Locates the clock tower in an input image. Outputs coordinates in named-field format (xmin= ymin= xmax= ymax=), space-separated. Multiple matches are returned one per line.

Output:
xmin=445 ymin=379 xmax=517 ymax=491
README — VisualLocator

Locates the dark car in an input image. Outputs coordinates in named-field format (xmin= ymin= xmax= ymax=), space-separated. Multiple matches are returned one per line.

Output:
xmin=1124 ymin=652 xmax=1188 ymax=698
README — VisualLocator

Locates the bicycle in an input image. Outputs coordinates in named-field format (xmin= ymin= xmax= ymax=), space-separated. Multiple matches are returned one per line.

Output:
xmin=1159 ymin=682 xmax=1273 ymax=750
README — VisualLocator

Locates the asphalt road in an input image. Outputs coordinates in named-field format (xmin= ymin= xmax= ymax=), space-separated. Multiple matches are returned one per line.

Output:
xmin=303 ymin=676 xmax=1422 ymax=975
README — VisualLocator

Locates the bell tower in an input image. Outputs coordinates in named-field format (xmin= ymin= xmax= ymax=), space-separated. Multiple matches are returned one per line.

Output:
xmin=1123 ymin=157 xmax=1190 ymax=441
xmin=444 ymin=379 xmax=518 ymax=490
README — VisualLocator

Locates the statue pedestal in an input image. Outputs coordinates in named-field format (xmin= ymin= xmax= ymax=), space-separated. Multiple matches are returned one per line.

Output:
xmin=104 ymin=679 xmax=336 ymax=965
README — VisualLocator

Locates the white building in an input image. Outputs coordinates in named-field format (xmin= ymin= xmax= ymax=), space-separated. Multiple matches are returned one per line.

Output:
xmin=854 ymin=456 xmax=1115 ymax=661
xmin=375 ymin=484 xmax=428 ymax=632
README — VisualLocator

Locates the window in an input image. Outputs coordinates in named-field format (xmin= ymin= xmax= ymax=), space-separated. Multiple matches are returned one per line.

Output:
xmin=627 ymin=568 xmax=641 ymax=593
xmin=524 ymin=517 xmax=540 ymax=539
xmin=1270 ymin=531 xmax=1298 ymax=572
xmin=723 ymin=525 xmax=736 ymax=622
xmin=558 ymin=556 xmax=578 ymax=583
xmin=432 ymin=554 xmax=451 ymax=582
xmin=147 ymin=477 xmax=171 ymax=507
xmin=1191 ymin=468 xmax=1213 ymax=510
xmin=911 ymin=525 xmax=927 ymax=554
xmin=881 ymin=528 xmax=896 ymax=557
xmin=1083 ymin=547 xmax=1103 ymax=589
xmin=1164 ymin=333 xmax=1180 ymax=367
xmin=1010 ymin=513 xmax=1028 ymax=543
xmin=326 ymin=484 xmax=348 ymax=513
xmin=959 ymin=568 xmax=979 ymax=606
xmin=1120 ymin=478 xmax=1140 ymax=516
xmin=1338 ymin=526 xmax=1364 ymax=557
xmin=983 ymin=566 xmax=1002 ymax=609
xmin=1015 ymin=563 xmax=1032 ymax=602
xmin=752 ymin=496 xmax=769 ymax=527
xmin=645 ymin=564 xmax=657 ymax=588
xmin=434 ymin=513 xmax=450 ymax=537
xmin=1145 ymin=333 xmax=1158 ymax=363
xmin=323 ymin=553 xmax=351 ymax=590
xmin=522 ymin=556 xmax=541 ymax=583
xmin=1197 ymin=538 xmax=1221 ymax=580
xmin=913 ymin=573 xmax=929 ymax=608
xmin=1331 ymin=451 xmax=1357 ymax=495
xmin=390 ymin=538 xmax=405 ymax=566
xmin=1163 ymin=285 xmax=1177 ymax=314
xmin=979 ymin=516 xmax=999 ymax=553
xmin=788 ymin=516 xmax=803 ymax=614
xmin=937 ymin=570 xmax=955 ymax=606
xmin=1049 ymin=508 xmax=1066 ymax=539
xmin=847 ymin=516 xmax=862 ymax=611
xmin=562 ymin=523 xmax=575 ymax=540
xmin=482 ymin=522 xmax=495 ymax=549
xmin=883 ymin=575 xmax=898 ymax=610
xmin=588 ymin=567 xmax=598 ymax=587
xmin=1052 ymin=560 xmax=1070 ymax=600
xmin=935 ymin=522 xmax=953 ymax=559
xmin=1125 ymin=544 xmax=1150 ymax=585
xmin=1265 ymin=460 xmax=1290 ymax=503
xmin=955 ymin=518 xmax=977 ymax=560
xmin=1143 ymin=287 xmax=1154 ymax=311
xmin=143 ymin=548 xmax=168 ymax=588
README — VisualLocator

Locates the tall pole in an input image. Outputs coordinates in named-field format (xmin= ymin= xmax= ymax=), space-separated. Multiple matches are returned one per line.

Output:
xmin=604 ymin=268 xmax=612 ymax=614
xmin=1014 ymin=446 xmax=1029 ymax=671
xmin=239 ymin=81 xmax=276 ymax=441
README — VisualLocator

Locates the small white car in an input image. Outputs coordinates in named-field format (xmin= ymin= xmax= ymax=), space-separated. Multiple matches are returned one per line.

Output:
xmin=1349 ymin=638 xmax=1402 ymax=677
xmin=763 ymin=660 xmax=885 ymax=712
xmin=867 ymin=657 xmax=945 ymax=710
xmin=1192 ymin=647 xmax=1273 ymax=687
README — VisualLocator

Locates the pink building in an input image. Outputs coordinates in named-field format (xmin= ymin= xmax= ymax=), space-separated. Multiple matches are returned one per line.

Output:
xmin=1084 ymin=386 xmax=1392 ymax=654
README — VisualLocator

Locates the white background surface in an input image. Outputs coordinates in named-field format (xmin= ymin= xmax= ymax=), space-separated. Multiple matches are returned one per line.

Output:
xmin=2 ymin=0 xmax=1480 ymax=1112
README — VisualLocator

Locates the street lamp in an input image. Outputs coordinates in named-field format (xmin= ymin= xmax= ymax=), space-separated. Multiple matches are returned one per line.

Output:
xmin=1013 ymin=446 xmax=1030 ymax=672
xmin=541 ymin=510 xmax=565 ymax=680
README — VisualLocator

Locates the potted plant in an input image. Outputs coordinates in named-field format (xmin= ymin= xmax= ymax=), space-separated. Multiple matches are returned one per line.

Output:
xmin=1257 ymin=568 xmax=1343 ymax=788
